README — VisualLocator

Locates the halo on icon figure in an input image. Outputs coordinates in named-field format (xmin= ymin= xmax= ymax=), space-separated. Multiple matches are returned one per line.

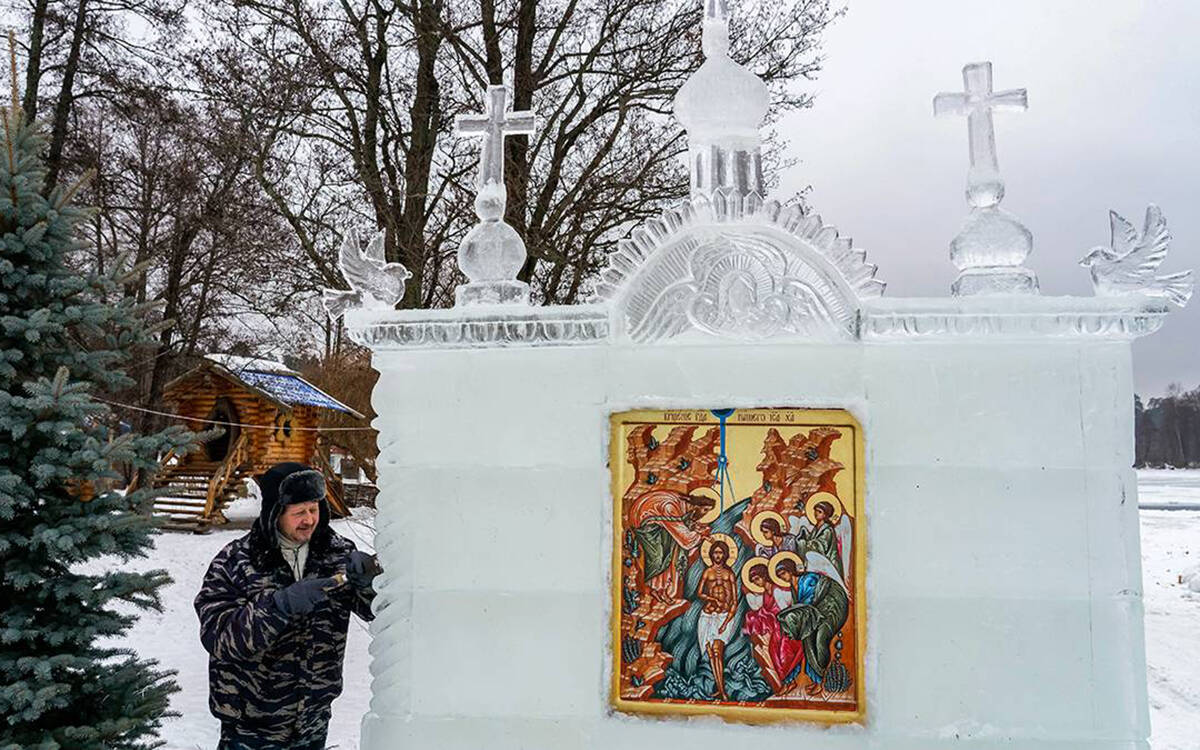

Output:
xmin=768 ymin=550 xmax=805 ymax=587
xmin=750 ymin=510 xmax=788 ymax=546
xmin=805 ymin=492 xmax=844 ymax=525
xmin=691 ymin=486 xmax=723 ymax=525
xmin=740 ymin=555 xmax=771 ymax=594
xmin=701 ymin=533 xmax=738 ymax=567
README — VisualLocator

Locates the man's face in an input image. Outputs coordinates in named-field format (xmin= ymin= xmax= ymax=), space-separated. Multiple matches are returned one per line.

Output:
xmin=278 ymin=501 xmax=320 ymax=543
xmin=686 ymin=499 xmax=714 ymax=528
xmin=712 ymin=543 xmax=728 ymax=566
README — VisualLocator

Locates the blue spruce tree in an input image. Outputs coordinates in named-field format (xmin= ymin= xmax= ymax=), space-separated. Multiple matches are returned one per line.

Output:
xmin=0 ymin=92 xmax=196 ymax=747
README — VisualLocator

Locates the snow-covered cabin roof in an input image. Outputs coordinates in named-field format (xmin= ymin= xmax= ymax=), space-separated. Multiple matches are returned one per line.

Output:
xmin=166 ymin=358 xmax=365 ymax=419
xmin=233 ymin=369 xmax=361 ymax=417
xmin=205 ymin=353 xmax=297 ymax=375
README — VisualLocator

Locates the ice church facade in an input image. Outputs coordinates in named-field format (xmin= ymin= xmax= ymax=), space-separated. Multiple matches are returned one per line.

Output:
xmin=328 ymin=1 xmax=1192 ymax=748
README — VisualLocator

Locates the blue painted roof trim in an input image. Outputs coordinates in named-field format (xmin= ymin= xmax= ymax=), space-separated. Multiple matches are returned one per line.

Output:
xmin=233 ymin=370 xmax=362 ymax=417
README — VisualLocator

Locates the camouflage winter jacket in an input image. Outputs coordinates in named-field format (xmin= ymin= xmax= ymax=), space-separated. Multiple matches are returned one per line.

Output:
xmin=194 ymin=472 xmax=374 ymax=745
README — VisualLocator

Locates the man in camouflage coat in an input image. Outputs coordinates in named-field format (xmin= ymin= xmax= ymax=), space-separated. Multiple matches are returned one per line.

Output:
xmin=195 ymin=462 xmax=378 ymax=749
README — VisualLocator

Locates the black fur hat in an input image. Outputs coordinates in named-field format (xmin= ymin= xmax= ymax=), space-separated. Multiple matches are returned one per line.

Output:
xmin=250 ymin=463 xmax=332 ymax=564
xmin=278 ymin=469 xmax=326 ymax=506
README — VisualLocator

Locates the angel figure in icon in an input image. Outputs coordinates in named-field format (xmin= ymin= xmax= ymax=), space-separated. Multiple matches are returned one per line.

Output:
xmin=751 ymin=510 xmax=798 ymax=559
xmin=741 ymin=554 xmax=805 ymax=695
xmin=772 ymin=525 xmax=851 ymax=695
xmin=696 ymin=534 xmax=739 ymax=701
xmin=791 ymin=493 xmax=853 ymax=578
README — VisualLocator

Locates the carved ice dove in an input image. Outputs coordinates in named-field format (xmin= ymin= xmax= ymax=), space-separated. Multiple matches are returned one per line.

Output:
xmin=322 ymin=230 xmax=412 ymax=318
xmin=1080 ymin=205 xmax=1193 ymax=307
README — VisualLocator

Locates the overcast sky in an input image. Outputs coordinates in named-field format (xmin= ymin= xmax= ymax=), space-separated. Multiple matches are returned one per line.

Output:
xmin=774 ymin=0 xmax=1199 ymax=396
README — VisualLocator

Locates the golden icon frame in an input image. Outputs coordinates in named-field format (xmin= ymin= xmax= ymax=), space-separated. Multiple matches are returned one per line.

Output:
xmin=609 ymin=407 xmax=867 ymax=724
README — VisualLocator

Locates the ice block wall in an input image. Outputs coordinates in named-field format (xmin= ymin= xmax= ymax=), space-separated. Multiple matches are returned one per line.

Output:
xmin=360 ymin=337 xmax=1148 ymax=750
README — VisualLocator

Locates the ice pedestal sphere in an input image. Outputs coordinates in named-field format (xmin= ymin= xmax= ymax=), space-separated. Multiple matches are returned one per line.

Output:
xmin=950 ymin=206 xmax=1039 ymax=296
xmin=952 ymin=267 xmax=1038 ymax=296
xmin=455 ymin=217 xmax=532 ymax=306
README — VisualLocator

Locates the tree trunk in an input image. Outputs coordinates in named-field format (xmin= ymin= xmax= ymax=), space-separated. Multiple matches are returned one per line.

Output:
xmin=22 ymin=0 xmax=51 ymax=119
xmin=141 ymin=232 xmax=188 ymax=430
xmin=480 ymin=0 xmax=502 ymax=84
xmin=398 ymin=0 xmax=443 ymax=308
xmin=182 ymin=237 xmax=220 ymax=359
xmin=510 ymin=0 xmax=537 ymax=285
xmin=44 ymin=0 xmax=89 ymax=195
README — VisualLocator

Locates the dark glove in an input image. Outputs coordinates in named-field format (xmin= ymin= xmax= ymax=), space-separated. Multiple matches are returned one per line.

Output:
xmin=346 ymin=550 xmax=382 ymax=589
xmin=272 ymin=577 xmax=337 ymax=617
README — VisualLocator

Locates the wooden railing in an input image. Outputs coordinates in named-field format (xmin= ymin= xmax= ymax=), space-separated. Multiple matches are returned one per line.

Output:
xmin=204 ymin=432 xmax=250 ymax=519
xmin=126 ymin=446 xmax=179 ymax=495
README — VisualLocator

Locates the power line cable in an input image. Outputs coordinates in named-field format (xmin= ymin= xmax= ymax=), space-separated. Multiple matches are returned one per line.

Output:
xmin=96 ymin=397 xmax=377 ymax=432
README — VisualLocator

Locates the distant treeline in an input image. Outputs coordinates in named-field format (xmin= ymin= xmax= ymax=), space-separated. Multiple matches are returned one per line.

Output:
xmin=1136 ymin=386 xmax=1200 ymax=467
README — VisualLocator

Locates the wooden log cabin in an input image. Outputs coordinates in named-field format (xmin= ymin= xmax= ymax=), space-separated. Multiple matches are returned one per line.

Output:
xmin=152 ymin=357 xmax=364 ymax=532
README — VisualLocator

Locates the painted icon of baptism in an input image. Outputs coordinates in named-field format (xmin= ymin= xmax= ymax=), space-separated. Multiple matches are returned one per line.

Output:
xmin=610 ymin=408 xmax=865 ymax=723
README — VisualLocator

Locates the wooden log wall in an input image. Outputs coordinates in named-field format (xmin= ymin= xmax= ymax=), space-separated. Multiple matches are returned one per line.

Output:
xmin=165 ymin=373 xmax=325 ymax=473
xmin=260 ymin=404 xmax=323 ymax=468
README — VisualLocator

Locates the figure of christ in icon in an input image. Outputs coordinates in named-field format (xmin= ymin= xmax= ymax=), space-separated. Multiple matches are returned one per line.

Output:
xmin=696 ymin=535 xmax=739 ymax=700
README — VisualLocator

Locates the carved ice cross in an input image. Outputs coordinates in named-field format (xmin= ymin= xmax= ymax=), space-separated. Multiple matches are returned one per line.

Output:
xmin=455 ymin=85 xmax=536 ymax=220
xmin=934 ymin=62 xmax=1027 ymax=208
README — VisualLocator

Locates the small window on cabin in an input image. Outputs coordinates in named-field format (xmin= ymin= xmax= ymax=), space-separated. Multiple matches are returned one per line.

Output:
xmin=283 ymin=419 xmax=293 ymax=439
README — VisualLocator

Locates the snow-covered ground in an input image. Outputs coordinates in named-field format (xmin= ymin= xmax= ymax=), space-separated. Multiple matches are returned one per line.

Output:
xmin=1138 ymin=469 xmax=1200 ymax=509
xmin=1140 ymin=482 xmax=1200 ymax=750
xmin=114 ymin=494 xmax=376 ymax=750
xmin=117 ymin=473 xmax=1199 ymax=749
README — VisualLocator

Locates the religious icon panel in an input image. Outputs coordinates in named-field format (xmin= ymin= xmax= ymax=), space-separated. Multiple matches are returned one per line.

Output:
xmin=610 ymin=408 xmax=866 ymax=723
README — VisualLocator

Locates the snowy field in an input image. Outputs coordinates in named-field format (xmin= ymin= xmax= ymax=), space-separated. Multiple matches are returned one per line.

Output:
xmin=1138 ymin=469 xmax=1200 ymax=510
xmin=110 ymin=496 xmax=376 ymax=750
xmin=116 ymin=473 xmax=1199 ymax=750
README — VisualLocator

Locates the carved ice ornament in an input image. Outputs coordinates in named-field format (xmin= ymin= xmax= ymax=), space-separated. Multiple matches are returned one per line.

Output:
xmin=1080 ymin=204 xmax=1193 ymax=308
xmin=591 ymin=194 xmax=885 ymax=342
xmin=323 ymin=229 xmax=411 ymax=318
